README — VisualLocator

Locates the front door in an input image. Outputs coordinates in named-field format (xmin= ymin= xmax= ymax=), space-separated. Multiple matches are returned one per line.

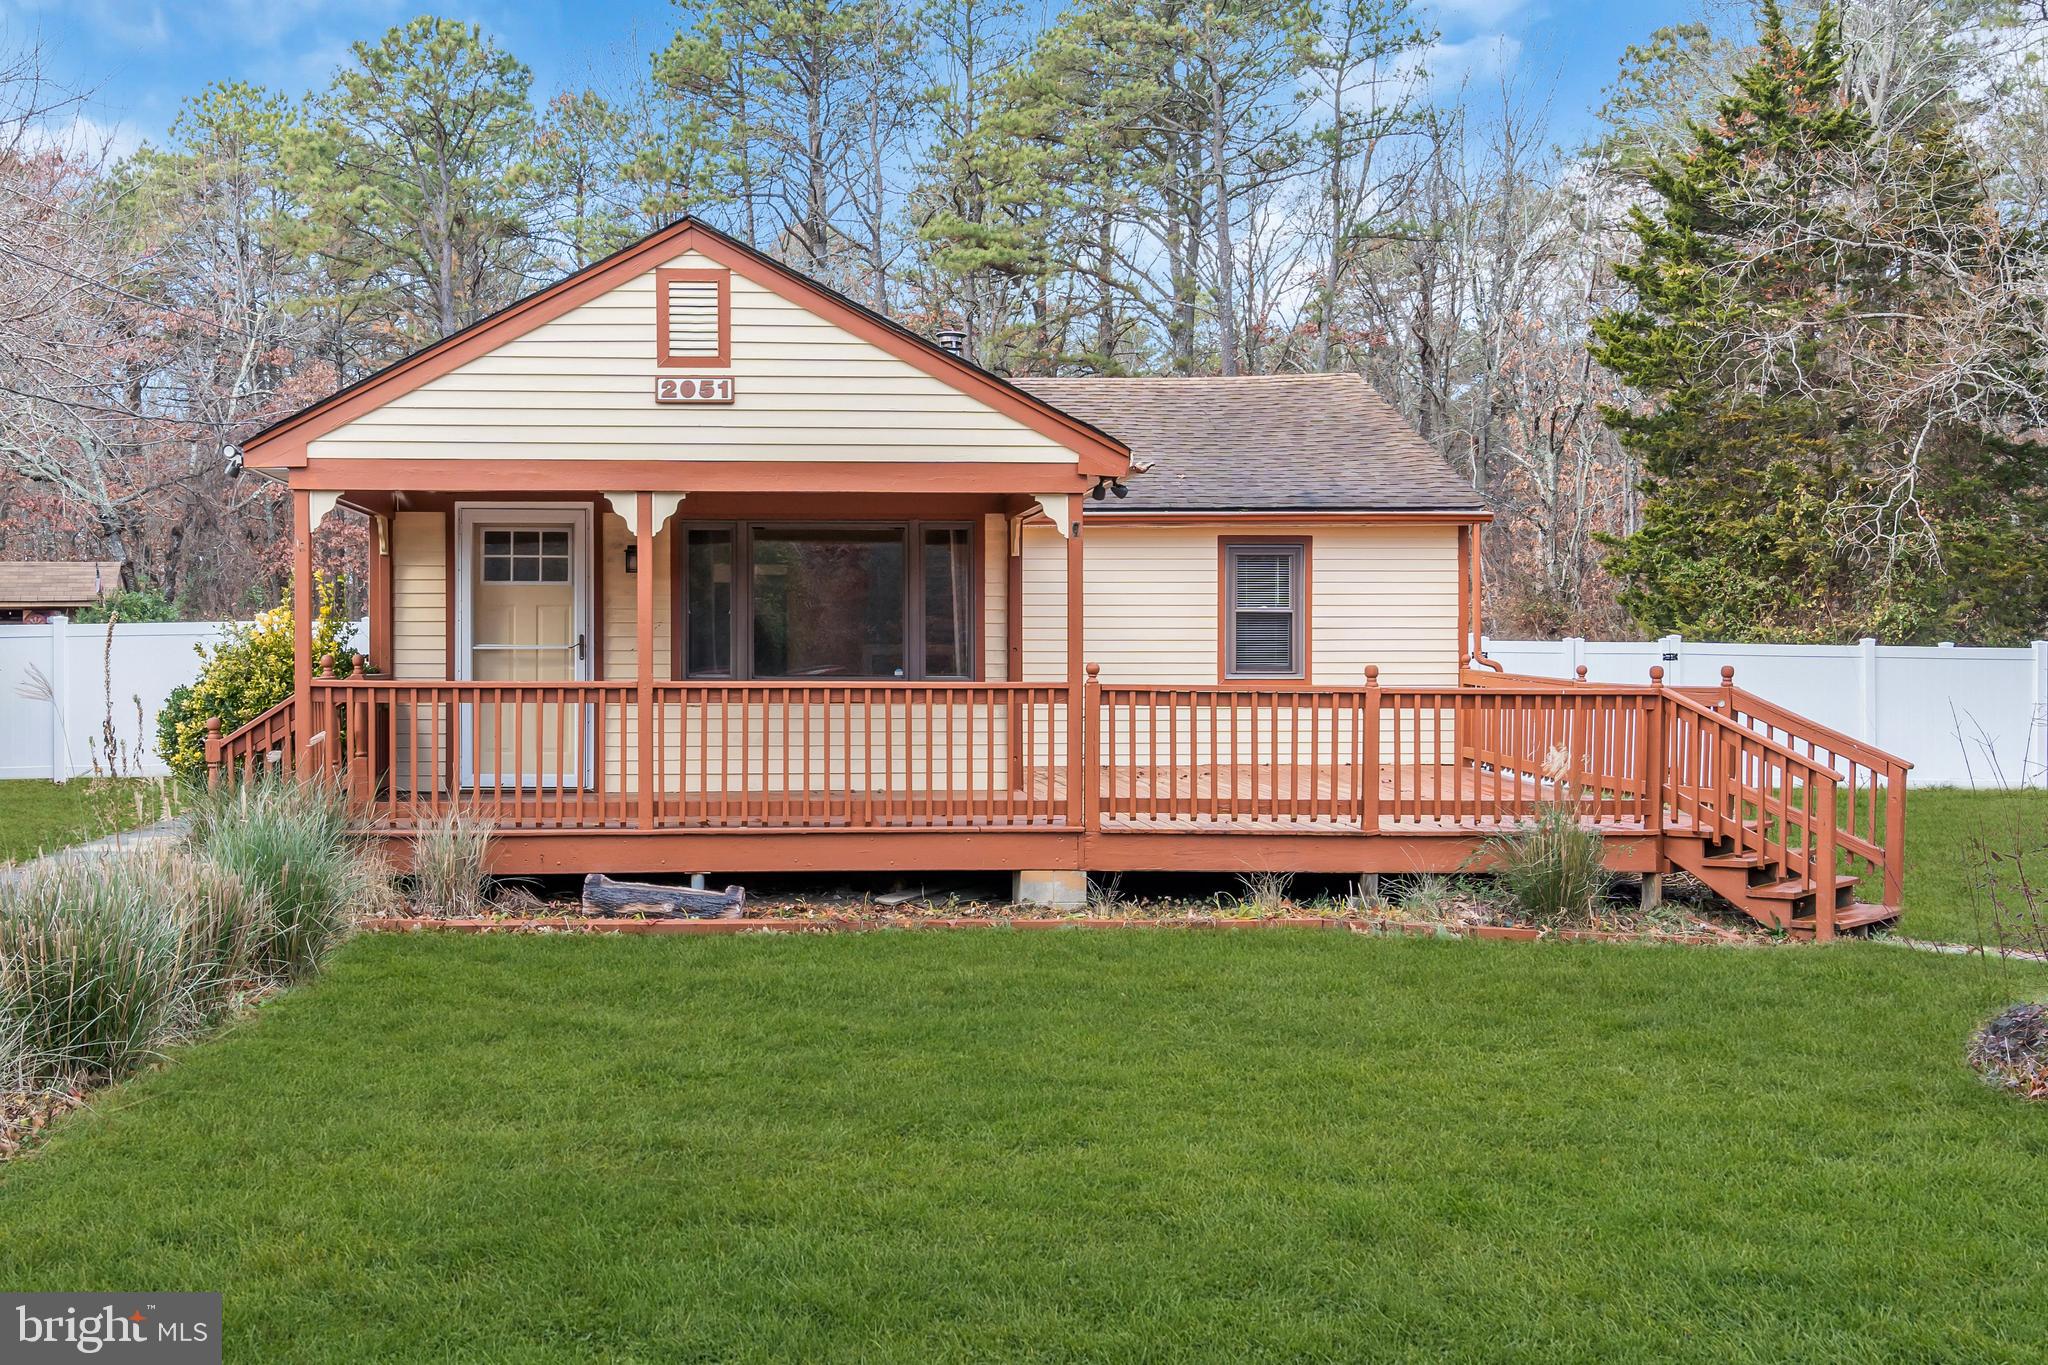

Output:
xmin=456 ymin=505 xmax=592 ymax=788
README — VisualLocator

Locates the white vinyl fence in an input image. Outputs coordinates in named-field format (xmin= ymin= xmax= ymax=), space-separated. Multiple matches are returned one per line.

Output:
xmin=1 ymin=616 xmax=233 ymax=780
xmin=1484 ymin=634 xmax=2048 ymax=788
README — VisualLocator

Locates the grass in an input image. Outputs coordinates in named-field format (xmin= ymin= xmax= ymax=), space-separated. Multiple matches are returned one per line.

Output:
xmin=1900 ymin=788 xmax=2048 ymax=945
xmin=0 ymin=778 xmax=159 ymax=864
xmin=1 ymin=931 xmax=2044 ymax=1362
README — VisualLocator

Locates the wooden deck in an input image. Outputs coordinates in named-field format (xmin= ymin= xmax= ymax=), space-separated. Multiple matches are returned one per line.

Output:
xmin=210 ymin=670 xmax=1909 ymax=938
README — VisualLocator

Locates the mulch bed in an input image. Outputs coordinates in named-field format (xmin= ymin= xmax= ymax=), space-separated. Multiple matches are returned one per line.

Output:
xmin=365 ymin=904 xmax=1766 ymax=947
xmin=0 ymin=1084 xmax=89 ymax=1161
xmin=1967 ymin=1002 xmax=2048 ymax=1099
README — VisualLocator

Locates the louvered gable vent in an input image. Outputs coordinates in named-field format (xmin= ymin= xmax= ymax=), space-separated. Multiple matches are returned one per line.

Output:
xmin=657 ymin=269 xmax=729 ymax=367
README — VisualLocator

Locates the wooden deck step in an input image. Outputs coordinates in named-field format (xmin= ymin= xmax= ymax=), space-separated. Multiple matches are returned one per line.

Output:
xmin=1698 ymin=851 xmax=1767 ymax=870
xmin=1749 ymin=874 xmax=1860 ymax=902
xmin=1790 ymin=903 xmax=1899 ymax=934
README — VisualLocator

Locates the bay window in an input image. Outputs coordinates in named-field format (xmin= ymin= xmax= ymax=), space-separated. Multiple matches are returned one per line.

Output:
xmin=680 ymin=522 xmax=976 ymax=679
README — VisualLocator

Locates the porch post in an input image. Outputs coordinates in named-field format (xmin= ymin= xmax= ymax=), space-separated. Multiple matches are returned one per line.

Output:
xmin=367 ymin=507 xmax=392 ymax=675
xmin=636 ymin=492 xmax=655 ymax=831
xmin=292 ymin=487 xmax=314 ymax=775
xmin=1067 ymin=499 xmax=1086 ymax=833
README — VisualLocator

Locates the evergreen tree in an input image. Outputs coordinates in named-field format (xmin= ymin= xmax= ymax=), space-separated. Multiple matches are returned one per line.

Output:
xmin=1593 ymin=2 xmax=2048 ymax=643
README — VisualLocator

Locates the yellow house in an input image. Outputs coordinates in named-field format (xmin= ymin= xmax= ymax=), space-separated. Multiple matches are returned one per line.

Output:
xmin=214 ymin=218 xmax=1905 ymax=937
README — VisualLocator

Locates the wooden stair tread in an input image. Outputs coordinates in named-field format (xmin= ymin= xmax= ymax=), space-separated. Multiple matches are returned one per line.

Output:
xmin=1697 ymin=852 xmax=1766 ymax=869
xmin=1750 ymin=874 xmax=1859 ymax=901
xmin=1791 ymin=903 xmax=1899 ymax=932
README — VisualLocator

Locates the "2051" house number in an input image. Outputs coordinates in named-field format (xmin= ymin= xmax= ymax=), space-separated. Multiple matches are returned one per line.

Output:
xmin=654 ymin=376 xmax=735 ymax=404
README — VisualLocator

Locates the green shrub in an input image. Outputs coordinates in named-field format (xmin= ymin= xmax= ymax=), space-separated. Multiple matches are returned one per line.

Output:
xmin=0 ymin=858 xmax=185 ymax=1082
xmin=72 ymin=586 xmax=178 ymax=624
xmin=158 ymin=575 xmax=354 ymax=780
xmin=188 ymin=777 xmax=365 ymax=979
xmin=409 ymin=813 xmax=493 ymax=917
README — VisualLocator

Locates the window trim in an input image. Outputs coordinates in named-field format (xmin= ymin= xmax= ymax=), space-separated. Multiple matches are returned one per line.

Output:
xmin=1219 ymin=536 xmax=1311 ymax=683
xmin=654 ymin=267 xmax=730 ymax=369
xmin=674 ymin=519 xmax=982 ymax=682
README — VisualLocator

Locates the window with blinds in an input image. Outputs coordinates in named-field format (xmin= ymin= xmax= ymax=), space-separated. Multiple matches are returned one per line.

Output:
xmin=656 ymin=269 xmax=729 ymax=367
xmin=1225 ymin=542 xmax=1305 ymax=678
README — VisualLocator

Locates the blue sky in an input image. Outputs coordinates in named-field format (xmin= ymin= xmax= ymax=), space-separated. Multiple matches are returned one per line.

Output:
xmin=5 ymin=0 xmax=1704 ymax=159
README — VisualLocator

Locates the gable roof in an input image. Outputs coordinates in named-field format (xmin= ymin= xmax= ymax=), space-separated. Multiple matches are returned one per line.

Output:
xmin=242 ymin=217 xmax=1129 ymax=475
xmin=0 ymin=560 xmax=121 ymax=609
xmin=1011 ymin=374 xmax=1485 ymax=515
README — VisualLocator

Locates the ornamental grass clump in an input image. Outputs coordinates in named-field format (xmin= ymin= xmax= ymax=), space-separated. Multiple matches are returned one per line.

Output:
xmin=0 ymin=857 xmax=185 ymax=1083
xmin=0 ymin=848 xmax=279 ymax=1090
xmin=188 ymin=777 xmax=364 ymax=980
xmin=408 ymin=812 xmax=493 ymax=918
xmin=1478 ymin=747 xmax=1612 ymax=928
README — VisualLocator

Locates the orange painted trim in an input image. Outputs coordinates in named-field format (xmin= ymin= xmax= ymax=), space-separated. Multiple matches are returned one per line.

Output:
xmin=242 ymin=217 xmax=1128 ymax=474
xmin=1067 ymin=503 xmax=1087 ymax=831
xmin=1090 ymin=510 xmax=1492 ymax=525
xmin=358 ymin=825 xmax=1662 ymax=878
xmin=291 ymin=490 xmax=313 ymax=772
xmin=636 ymin=492 xmax=656 ymax=831
xmin=654 ymin=267 xmax=730 ymax=368
xmin=287 ymin=459 xmax=1097 ymax=496
xmin=1217 ymin=535 xmax=1312 ymax=684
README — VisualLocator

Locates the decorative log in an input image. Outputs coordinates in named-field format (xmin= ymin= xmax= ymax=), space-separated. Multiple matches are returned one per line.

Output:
xmin=581 ymin=874 xmax=746 ymax=919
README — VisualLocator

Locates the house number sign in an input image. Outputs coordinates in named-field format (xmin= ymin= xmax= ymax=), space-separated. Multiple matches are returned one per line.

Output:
xmin=655 ymin=376 xmax=735 ymax=404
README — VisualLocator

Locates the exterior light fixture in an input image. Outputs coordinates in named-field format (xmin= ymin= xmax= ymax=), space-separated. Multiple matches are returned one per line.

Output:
xmin=625 ymin=545 xmax=639 ymax=574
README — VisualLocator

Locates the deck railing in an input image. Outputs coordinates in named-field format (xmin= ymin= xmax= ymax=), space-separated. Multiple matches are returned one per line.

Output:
xmin=1680 ymin=675 xmax=1909 ymax=906
xmin=297 ymin=677 xmax=1073 ymax=832
xmin=205 ymin=698 xmax=297 ymax=786
xmin=216 ymin=667 xmax=1897 ymax=913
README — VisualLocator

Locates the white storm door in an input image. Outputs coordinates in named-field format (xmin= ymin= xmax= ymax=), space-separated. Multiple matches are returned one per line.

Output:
xmin=455 ymin=505 xmax=592 ymax=789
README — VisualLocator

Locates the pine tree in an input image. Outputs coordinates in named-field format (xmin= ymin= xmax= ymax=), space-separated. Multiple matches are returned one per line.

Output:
xmin=1593 ymin=2 xmax=2048 ymax=644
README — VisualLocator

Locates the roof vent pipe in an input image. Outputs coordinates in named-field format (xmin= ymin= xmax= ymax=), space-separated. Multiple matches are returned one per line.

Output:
xmin=935 ymin=326 xmax=968 ymax=360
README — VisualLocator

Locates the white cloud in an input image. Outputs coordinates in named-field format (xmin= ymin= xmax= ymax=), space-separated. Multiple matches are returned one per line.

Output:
xmin=1412 ymin=32 xmax=1525 ymax=97
xmin=24 ymin=109 xmax=144 ymax=162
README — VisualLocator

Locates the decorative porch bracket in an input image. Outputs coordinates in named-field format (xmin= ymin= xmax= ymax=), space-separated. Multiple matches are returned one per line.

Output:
xmin=604 ymin=490 xmax=686 ymax=538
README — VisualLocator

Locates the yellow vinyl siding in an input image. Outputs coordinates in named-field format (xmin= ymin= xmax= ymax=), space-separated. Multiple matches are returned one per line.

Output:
xmin=983 ymin=512 xmax=1007 ymax=681
xmin=600 ymin=516 xmax=672 ymax=681
xmin=307 ymin=249 xmax=1079 ymax=464
xmin=1020 ymin=520 xmax=1462 ymax=688
xmin=391 ymin=511 xmax=446 ymax=679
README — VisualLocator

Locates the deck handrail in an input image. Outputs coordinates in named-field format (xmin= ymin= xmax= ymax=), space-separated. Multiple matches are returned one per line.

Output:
xmin=206 ymin=698 xmax=297 ymax=786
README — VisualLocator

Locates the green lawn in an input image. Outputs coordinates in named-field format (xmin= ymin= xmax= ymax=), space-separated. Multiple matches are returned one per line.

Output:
xmin=0 ymin=777 xmax=160 ymax=863
xmin=1 ymin=932 xmax=2043 ymax=1361
xmin=1900 ymin=787 xmax=2048 ymax=945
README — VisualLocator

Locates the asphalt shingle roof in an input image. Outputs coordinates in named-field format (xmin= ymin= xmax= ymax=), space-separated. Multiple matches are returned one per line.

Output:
xmin=1012 ymin=373 xmax=1483 ymax=514
xmin=0 ymin=561 xmax=122 ymax=609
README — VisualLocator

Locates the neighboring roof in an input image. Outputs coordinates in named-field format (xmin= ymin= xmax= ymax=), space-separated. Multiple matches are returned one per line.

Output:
xmin=1012 ymin=374 xmax=1485 ymax=515
xmin=0 ymin=561 xmax=121 ymax=609
xmin=243 ymin=217 xmax=1127 ymax=475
